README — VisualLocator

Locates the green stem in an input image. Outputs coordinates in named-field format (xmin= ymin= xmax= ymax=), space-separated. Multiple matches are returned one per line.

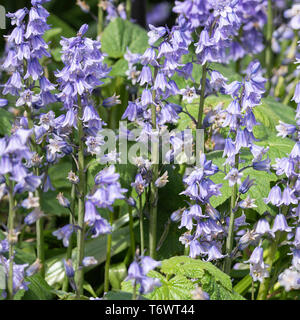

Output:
xmin=149 ymin=89 xmax=159 ymax=258
xmin=223 ymin=154 xmax=239 ymax=275
xmin=148 ymin=68 xmax=159 ymax=259
xmin=128 ymin=205 xmax=135 ymax=259
xmin=251 ymin=280 xmax=255 ymax=300
xmin=25 ymin=106 xmax=45 ymax=277
xmin=62 ymin=181 xmax=76 ymax=292
xmin=139 ymin=195 xmax=144 ymax=255
xmin=126 ymin=0 xmax=131 ymax=20
xmin=257 ymin=234 xmax=280 ymax=300
xmin=75 ymin=96 xmax=86 ymax=298
xmin=265 ymin=0 xmax=273 ymax=96
xmin=35 ymin=168 xmax=45 ymax=278
xmin=132 ymin=280 xmax=137 ymax=300
xmin=197 ymin=63 xmax=207 ymax=130
xmin=97 ymin=1 xmax=104 ymax=38
xmin=104 ymin=210 xmax=114 ymax=293
xmin=7 ymin=178 xmax=15 ymax=300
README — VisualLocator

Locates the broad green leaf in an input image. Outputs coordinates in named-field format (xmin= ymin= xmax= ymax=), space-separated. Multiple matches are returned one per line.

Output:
xmin=121 ymin=270 xmax=195 ymax=300
xmin=233 ymin=274 xmax=252 ymax=296
xmin=160 ymin=256 xmax=232 ymax=291
xmin=109 ymin=263 xmax=127 ymax=290
xmin=43 ymin=27 xmax=62 ymax=43
xmin=101 ymin=18 xmax=148 ymax=59
xmin=47 ymin=15 xmax=76 ymax=39
xmin=22 ymin=274 xmax=54 ymax=300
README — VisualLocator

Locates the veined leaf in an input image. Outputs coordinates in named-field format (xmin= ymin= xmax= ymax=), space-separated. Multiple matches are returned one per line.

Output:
xmin=101 ymin=18 xmax=148 ymax=59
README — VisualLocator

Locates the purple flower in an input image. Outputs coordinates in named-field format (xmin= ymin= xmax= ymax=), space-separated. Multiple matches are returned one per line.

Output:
xmin=52 ymin=224 xmax=76 ymax=247
xmin=272 ymin=214 xmax=292 ymax=233
xmin=264 ymin=186 xmax=282 ymax=206
xmin=125 ymin=255 xmax=161 ymax=295
xmin=147 ymin=25 xmax=167 ymax=45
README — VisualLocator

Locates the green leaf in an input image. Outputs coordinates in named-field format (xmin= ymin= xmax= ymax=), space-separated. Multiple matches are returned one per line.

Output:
xmin=105 ymin=290 xmax=135 ymax=300
xmin=121 ymin=270 xmax=195 ymax=300
xmin=206 ymin=149 xmax=280 ymax=215
xmin=0 ymin=108 xmax=13 ymax=135
xmin=22 ymin=274 xmax=54 ymax=300
xmin=52 ymin=289 xmax=89 ymax=300
xmin=47 ymin=15 xmax=76 ymax=39
xmin=160 ymin=256 xmax=232 ymax=291
xmin=101 ymin=18 xmax=148 ymax=59
xmin=233 ymin=274 xmax=252 ymax=296
xmin=43 ymin=27 xmax=63 ymax=43
xmin=109 ymin=263 xmax=127 ymax=290
xmin=83 ymin=282 xmax=98 ymax=298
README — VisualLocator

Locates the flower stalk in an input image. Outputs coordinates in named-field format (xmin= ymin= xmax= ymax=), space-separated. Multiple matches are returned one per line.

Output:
xmin=75 ymin=96 xmax=86 ymax=298
xmin=257 ymin=233 xmax=280 ymax=300
xmin=265 ymin=0 xmax=273 ymax=95
xmin=197 ymin=63 xmax=207 ymax=130
xmin=7 ymin=178 xmax=15 ymax=300
xmin=149 ymin=86 xmax=159 ymax=259
xmin=139 ymin=195 xmax=144 ymax=254
xmin=104 ymin=210 xmax=114 ymax=293
xmin=224 ymin=154 xmax=239 ymax=274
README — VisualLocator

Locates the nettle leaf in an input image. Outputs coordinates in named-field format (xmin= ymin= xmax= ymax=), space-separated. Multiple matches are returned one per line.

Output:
xmin=102 ymin=18 xmax=148 ymax=59
xmin=121 ymin=256 xmax=244 ymax=300
xmin=160 ymin=256 xmax=232 ymax=291
xmin=147 ymin=273 xmax=195 ymax=300
xmin=121 ymin=270 xmax=195 ymax=300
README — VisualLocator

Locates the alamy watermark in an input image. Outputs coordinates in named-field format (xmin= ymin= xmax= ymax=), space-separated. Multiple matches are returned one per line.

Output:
xmin=93 ymin=121 xmax=204 ymax=166
xmin=0 ymin=5 xmax=6 ymax=29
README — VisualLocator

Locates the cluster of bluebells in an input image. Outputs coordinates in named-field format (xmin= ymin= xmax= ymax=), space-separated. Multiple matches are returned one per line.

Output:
xmin=125 ymin=254 xmax=161 ymax=295
xmin=85 ymin=165 xmax=127 ymax=238
xmin=261 ymin=42 xmax=300 ymax=290
xmin=173 ymin=0 xmax=266 ymax=64
xmin=172 ymin=154 xmax=225 ymax=261
xmin=123 ymin=23 xmax=193 ymax=130
xmin=2 ymin=0 xmax=56 ymax=109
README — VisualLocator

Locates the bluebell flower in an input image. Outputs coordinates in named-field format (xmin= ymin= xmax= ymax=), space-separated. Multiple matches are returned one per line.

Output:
xmin=53 ymin=224 xmax=76 ymax=247
xmin=272 ymin=214 xmax=292 ymax=233
xmin=264 ymin=186 xmax=282 ymax=206
xmin=125 ymin=255 xmax=161 ymax=295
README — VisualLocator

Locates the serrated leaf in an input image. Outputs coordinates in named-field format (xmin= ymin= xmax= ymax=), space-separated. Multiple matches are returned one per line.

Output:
xmin=101 ymin=18 xmax=148 ymax=59
xmin=121 ymin=270 xmax=195 ymax=300
xmin=160 ymin=256 xmax=232 ymax=291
